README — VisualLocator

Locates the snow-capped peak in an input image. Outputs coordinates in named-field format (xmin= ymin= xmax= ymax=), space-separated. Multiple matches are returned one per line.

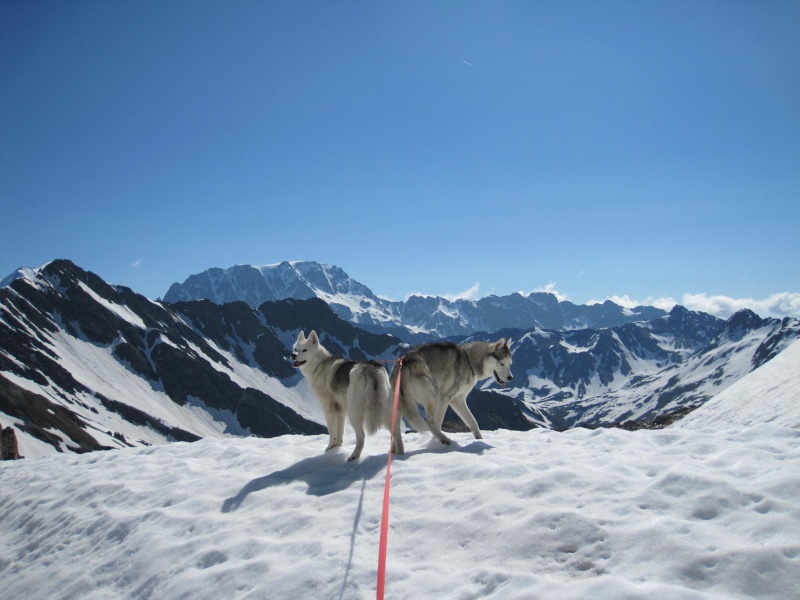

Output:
xmin=163 ymin=262 xmax=671 ymax=340
xmin=0 ymin=264 xmax=47 ymax=289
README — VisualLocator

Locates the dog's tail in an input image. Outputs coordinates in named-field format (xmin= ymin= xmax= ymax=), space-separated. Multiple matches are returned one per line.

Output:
xmin=390 ymin=357 xmax=430 ymax=433
xmin=348 ymin=364 xmax=392 ymax=436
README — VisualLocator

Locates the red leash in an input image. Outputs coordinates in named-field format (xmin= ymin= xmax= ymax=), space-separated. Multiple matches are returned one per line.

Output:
xmin=376 ymin=357 xmax=402 ymax=600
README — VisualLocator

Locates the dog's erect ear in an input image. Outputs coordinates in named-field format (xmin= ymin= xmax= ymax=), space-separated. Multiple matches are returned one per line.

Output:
xmin=308 ymin=330 xmax=319 ymax=345
xmin=505 ymin=338 xmax=513 ymax=350
xmin=296 ymin=330 xmax=306 ymax=343
xmin=494 ymin=338 xmax=506 ymax=351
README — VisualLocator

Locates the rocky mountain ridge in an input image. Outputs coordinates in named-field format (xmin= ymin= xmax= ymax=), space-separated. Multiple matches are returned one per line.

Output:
xmin=2 ymin=259 xmax=798 ymax=457
xmin=164 ymin=261 xmax=668 ymax=340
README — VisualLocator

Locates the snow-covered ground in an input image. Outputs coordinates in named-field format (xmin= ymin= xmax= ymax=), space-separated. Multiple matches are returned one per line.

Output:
xmin=2 ymin=406 xmax=799 ymax=600
xmin=2 ymin=342 xmax=799 ymax=598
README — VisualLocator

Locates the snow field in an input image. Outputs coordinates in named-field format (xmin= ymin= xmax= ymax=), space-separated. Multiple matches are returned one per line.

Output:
xmin=1 ymin=425 xmax=798 ymax=599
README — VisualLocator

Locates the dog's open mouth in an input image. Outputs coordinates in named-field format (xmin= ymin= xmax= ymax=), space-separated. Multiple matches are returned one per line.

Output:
xmin=493 ymin=370 xmax=507 ymax=387
xmin=292 ymin=360 xmax=306 ymax=368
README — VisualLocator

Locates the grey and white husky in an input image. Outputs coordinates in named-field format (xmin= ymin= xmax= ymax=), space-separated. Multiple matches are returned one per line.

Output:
xmin=291 ymin=330 xmax=428 ymax=461
xmin=391 ymin=339 xmax=513 ymax=445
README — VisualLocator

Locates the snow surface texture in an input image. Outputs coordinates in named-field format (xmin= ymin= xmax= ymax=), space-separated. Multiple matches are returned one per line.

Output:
xmin=2 ymin=421 xmax=799 ymax=599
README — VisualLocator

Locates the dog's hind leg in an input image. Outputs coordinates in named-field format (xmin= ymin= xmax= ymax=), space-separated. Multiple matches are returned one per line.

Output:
xmin=348 ymin=413 xmax=365 ymax=461
xmin=449 ymin=394 xmax=483 ymax=439
xmin=390 ymin=415 xmax=404 ymax=456
xmin=399 ymin=393 xmax=429 ymax=434
xmin=429 ymin=396 xmax=454 ymax=444
xmin=392 ymin=362 xmax=428 ymax=434
xmin=409 ymin=377 xmax=452 ymax=445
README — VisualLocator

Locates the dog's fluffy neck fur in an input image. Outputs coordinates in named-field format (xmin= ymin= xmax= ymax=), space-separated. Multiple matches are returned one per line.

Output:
xmin=305 ymin=346 xmax=336 ymax=380
xmin=461 ymin=341 xmax=496 ymax=380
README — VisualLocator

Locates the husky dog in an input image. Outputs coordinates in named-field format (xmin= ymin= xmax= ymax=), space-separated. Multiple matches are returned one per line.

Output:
xmin=291 ymin=330 xmax=427 ymax=461
xmin=391 ymin=338 xmax=513 ymax=445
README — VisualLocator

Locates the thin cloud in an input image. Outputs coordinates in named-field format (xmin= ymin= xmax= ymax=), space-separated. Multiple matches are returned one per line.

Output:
xmin=593 ymin=292 xmax=800 ymax=319
xmin=682 ymin=292 xmax=800 ymax=319
xmin=596 ymin=294 xmax=678 ymax=312
xmin=597 ymin=294 xmax=639 ymax=309
xmin=645 ymin=296 xmax=680 ymax=312
xmin=443 ymin=282 xmax=481 ymax=302
xmin=462 ymin=60 xmax=474 ymax=68
xmin=407 ymin=282 xmax=481 ymax=303
xmin=529 ymin=281 xmax=569 ymax=302
xmin=131 ymin=259 xmax=143 ymax=269
xmin=396 ymin=284 xmax=800 ymax=320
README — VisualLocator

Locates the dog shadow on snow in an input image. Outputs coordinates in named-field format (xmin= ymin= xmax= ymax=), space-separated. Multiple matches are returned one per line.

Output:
xmin=220 ymin=438 xmax=492 ymax=513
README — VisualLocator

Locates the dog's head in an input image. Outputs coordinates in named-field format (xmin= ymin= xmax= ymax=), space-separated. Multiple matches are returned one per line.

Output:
xmin=291 ymin=330 xmax=322 ymax=369
xmin=486 ymin=338 xmax=513 ymax=386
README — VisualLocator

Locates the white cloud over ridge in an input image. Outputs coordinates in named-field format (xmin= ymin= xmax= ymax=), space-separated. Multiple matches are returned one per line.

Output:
xmin=598 ymin=292 xmax=800 ymax=320
xmin=443 ymin=282 xmax=481 ymax=302
xmin=530 ymin=281 xmax=570 ymax=302
xmin=406 ymin=282 xmax=481 ymax=303
xmin=600 ymin=294 xmax=679 ymax=312
xmin=682 ymin=292 xmax=800 ymax=320
xmin=400 ymin=281 xmax=799 ymax=320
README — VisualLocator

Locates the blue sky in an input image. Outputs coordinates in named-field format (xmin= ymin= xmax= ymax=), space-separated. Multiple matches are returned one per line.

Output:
xmin=2 ymin=1 xmax=799 ymax=318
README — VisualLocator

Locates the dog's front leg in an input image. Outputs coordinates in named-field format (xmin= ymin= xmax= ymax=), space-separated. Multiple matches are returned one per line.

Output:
xmin=335 ymin=411 xmax=346 ymax=450
xmin=324 ymin=405 xmax=344 ymax=451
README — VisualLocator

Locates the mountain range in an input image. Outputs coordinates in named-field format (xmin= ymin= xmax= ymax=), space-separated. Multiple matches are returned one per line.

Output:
xmin=1 ymin=259 xmax=798 ymax=458
xmin=163 ymin=261 xmax=667 ymax=340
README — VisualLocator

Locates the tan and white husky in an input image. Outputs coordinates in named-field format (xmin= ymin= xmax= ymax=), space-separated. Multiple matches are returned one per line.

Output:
xmin=291 ymin=330 xmax=428 ymax=460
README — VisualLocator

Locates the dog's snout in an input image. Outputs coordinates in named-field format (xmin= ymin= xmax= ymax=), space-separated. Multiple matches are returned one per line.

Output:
xmin=290 ymin=352 xmax=297 ymax=360
xmin=508 ymin=373 xmax=514 ymax=381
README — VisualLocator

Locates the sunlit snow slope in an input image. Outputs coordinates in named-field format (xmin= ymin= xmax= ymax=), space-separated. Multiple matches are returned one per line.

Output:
xmin=677 ymin=339 xmax=800 ymax=429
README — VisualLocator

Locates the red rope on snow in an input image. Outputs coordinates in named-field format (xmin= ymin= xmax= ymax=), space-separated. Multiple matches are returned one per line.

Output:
xmin=376 ymin=357 xmax=402 ymax=600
